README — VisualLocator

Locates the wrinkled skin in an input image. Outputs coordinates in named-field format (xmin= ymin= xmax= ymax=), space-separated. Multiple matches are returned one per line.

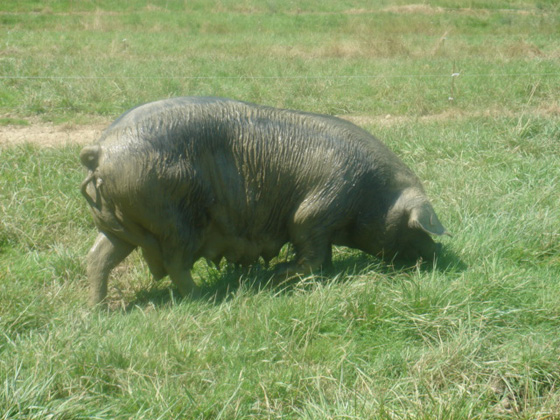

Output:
xmin=80 ymin=97 xmax=450 ymax=306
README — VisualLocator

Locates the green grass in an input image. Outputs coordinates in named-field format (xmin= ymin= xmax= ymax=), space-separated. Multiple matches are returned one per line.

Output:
xmin=1 ymin=0 xmax=559 ymax=121
xmin=1 ymin=1 xmax=560 ymax=419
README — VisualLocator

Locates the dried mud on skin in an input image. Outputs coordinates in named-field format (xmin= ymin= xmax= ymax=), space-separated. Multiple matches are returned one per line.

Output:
xmin=0 ymin=118 xmax=399 ymax=148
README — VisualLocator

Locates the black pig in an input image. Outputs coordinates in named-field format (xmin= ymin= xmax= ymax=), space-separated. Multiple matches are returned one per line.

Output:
xmin=80 ymin=97 xmax=449 ymax=305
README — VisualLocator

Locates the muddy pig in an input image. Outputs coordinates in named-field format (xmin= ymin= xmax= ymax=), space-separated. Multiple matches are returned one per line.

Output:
xmin=80 ymin=97 xmax=449 ymax=306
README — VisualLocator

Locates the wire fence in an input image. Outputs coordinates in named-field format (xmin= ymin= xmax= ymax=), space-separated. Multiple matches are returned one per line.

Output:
xmin=1 ymin=72 xmax=559 ymax=80
xmin=1 ymin=71 xmax=557 ymax=115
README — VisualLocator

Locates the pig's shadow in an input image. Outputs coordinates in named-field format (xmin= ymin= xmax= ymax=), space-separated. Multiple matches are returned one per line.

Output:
xmin=130 ymin=245 xmax=465 ymax=308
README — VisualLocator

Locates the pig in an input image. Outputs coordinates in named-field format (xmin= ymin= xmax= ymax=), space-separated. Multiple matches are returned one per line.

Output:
xmin=80 ymin=97 xmax=449 ymax=306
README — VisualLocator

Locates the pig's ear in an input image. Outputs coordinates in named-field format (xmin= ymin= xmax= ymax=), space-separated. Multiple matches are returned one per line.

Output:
xmin=409 ymin=202 xmax=451 ymax=237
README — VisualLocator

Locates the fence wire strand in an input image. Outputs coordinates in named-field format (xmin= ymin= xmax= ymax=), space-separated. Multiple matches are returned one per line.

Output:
xmin=0 ymin=73 xmax=559 ymax=81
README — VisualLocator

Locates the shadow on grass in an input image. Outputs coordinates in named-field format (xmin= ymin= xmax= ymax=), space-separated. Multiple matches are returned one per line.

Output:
xmin=127 ymin=244 xmax=466 ymax=310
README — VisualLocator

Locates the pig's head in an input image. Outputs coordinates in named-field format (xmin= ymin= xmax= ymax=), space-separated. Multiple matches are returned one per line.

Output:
xmin=354 ymin=187 xmax=450 ymax=262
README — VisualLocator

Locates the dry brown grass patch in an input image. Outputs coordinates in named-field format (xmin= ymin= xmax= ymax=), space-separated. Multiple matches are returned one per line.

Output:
xmin=0 ymin=121 xmax=106 ymax=148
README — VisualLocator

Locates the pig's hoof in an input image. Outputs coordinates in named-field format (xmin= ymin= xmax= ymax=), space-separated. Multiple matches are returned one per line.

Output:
xmin=271 ymin=262 xmax=304 ymax=286
xmin=174 ymin=286 xmax=201 ymax=300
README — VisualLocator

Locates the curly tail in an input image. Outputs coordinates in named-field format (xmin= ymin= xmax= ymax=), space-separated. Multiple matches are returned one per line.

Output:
xmin=80 ymin=145 xmax=101 ymax=209
xmin=80 ymin=144 xmax=100 ymax=170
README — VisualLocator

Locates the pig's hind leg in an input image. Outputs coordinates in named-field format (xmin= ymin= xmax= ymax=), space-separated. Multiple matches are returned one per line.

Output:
xmin=163 ymin=253 xmax=200 ymax=299
xmin=141 ymin=242 xmax=167 ymax=281
xmin=87 ymin=231 xmax=136 ymax=307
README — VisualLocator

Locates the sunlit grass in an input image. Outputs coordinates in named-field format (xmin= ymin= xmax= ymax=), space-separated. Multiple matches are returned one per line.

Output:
xmin=1 ymin=1 xmax=559 ymax=120
xmin=1 ymin=0 xmax=560 ymax=418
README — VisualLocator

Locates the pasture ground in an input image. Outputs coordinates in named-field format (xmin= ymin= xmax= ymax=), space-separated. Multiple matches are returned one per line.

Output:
xmin=1 ymin=1 xmax=559 ymax=418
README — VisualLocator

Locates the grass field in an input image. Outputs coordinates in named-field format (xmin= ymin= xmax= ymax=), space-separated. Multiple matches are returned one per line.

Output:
xmin=1 ymin=1 xmax=560 ymax=419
